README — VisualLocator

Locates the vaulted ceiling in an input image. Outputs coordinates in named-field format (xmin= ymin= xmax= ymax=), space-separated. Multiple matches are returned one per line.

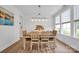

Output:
xmin=14 ymin=5 xmax=63 ymax=18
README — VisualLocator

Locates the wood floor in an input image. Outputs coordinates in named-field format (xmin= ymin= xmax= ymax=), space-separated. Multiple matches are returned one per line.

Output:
xmin=1 ymin=39 xmax=77 ymax=53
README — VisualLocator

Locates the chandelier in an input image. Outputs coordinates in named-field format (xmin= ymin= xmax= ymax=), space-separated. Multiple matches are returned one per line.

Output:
xmin=32 ymin=5 xmax=48 ymax=22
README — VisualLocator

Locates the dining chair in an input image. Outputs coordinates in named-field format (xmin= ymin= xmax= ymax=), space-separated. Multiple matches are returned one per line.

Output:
xmin=40 ymin=31 xmax=49 ymax=51
xmin=23 ymin=30 xmax=27 ymax=37
xmin=49 ymin=30 xmax=57 ymax=52
xmin=30 ymin=32 xmax=40 ymax=52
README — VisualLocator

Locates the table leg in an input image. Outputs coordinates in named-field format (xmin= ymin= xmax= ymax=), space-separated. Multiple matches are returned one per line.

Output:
xmin=23 ymin=38 xmax=26 ymax=50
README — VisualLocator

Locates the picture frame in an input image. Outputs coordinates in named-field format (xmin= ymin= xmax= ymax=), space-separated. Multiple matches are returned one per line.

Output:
xmin=0 ymin=7 xmax=14 ymax=26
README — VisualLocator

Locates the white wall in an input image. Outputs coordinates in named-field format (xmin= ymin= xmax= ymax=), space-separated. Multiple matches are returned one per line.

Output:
xmin=15 ymin=5 xmax=62 ymax=32
xmin=23 ymin=16 xmax=53 ymax=32
xmin=0 ymin=6 xmax=23 ymax=51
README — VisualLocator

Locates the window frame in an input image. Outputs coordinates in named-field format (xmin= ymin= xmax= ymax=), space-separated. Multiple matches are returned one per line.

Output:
xmin=73 ymin=6 xmax=79 ymax=39
xmin=61 ymin=22 xmax=71 ymax=36
xmin=54 ymin=5 xmax=79 ymax=39
xmin=55 ymin=15 xmax=60 ymax=24
xmin=74 ymin=20 xmax=79 ymax=38
xmin=55 ymin=24 xmax=60 ymax=33
xmin=61 ymin=9 xmax=71 ymax=23
xmin=55 ymin=14 xmax=61 ymax=33
xmin=54 ymin=7 xmax=71 ymax=36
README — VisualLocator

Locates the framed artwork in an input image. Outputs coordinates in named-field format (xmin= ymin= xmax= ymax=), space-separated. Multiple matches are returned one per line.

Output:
xmin=0 ymin=7 xmax=14 ymax=26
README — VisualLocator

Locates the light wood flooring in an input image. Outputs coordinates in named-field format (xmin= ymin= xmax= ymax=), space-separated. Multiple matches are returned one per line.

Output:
xmin=1 ymin=39 xmax=77 ymax=53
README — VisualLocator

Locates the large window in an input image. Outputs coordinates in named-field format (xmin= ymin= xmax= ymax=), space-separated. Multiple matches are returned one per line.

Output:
xmin=61 ymin=23 xmax=71 ymax=36
xmin=74 ymin=6 xmax=79 ymax=39
xmin=61 ymin=9 xmax=70 ymax=22
xmin=54 ymin=5 xmax=79 ymax=39
xmin=55 ymin=15 xmax=60 ymax=23
xmin=75 ymin=21 xmax=79 ymax=38
xmin=74 ymin=6 xmax=79 ymax=20
xmin=55 ymin=15 xmax=60 ymax=33
xmin=55 ymin=25 xmax=60 ymax=33
xmin=61 ymin=9 xmax=71 ymax=36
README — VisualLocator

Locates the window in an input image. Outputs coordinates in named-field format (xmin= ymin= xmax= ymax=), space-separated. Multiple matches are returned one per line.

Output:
xmin=74 ymin=6 xmax=79 ymax=39
xmin=54 ymin=5 xmax=79 ymax=38
xmin=61 ymin=9 xmax=70 ymax=22
xmin=74 ymin=21 xmax=79 ymax=39
xmin=74 ymin=6 xmax=79 ymax=20
xmin=55 ymin=15 xmax=60 ymax=24
xmin=55 ymin=25 xmax=60 ymax=33
xmin=55 ymin=15 xmax=60 ymax=33
xmin=61 ymin=9 xmax=71 ymax=36
xmin=61 ymin=23 xmax=71 ymax=36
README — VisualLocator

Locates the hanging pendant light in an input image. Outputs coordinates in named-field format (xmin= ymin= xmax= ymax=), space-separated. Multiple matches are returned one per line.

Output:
xmin=38 ymin=5 xmax=41 ymax=16
xmin=31 ymin=5 xmax=48 ymax=22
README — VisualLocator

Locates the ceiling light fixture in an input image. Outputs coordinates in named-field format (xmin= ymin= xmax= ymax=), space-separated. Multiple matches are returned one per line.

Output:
xmin=38 ymin=5 xmax=41 ymax=16
xmin=31 ymin=5 xmax=48 ymax=22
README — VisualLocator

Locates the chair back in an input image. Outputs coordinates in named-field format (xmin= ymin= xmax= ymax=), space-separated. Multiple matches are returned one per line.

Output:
xmin=52 ymin=30 xmax=57 ymax=36
xmin=23 ymin=30 xmax=27 ymax=36
xmin=30 ymin=31 xmax=40 ymax=39
xmin=41 ymin=31 xmax=49 ymax=39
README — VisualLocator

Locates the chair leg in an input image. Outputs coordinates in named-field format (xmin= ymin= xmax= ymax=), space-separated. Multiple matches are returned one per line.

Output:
xmin=30 ymin=42 xmax=32 ymax=52
xmin=23 ymin=38 xmax=26 ymax=50
xmin=38 ymin=43 xmax=39 ymax=51
xmin=41 ymin=43 xmax=42 ymax=51
xmin=40 ymin=43 xmax=43 ymax=52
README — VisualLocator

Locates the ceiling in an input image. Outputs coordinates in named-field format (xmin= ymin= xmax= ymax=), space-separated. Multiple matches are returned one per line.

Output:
xmin=14 ymin=5 xmax=63 ymax=18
